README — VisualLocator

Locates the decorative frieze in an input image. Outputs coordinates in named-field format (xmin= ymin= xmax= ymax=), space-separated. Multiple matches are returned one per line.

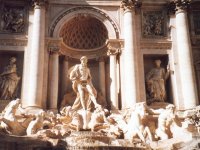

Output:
xmin=142 ymin=11 xmax=167 ymax=38
xmin=0 ymin=4 xmax=27 ymax=34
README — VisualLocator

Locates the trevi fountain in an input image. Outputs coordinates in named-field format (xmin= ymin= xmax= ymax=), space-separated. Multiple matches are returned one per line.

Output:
xmin=0 ymin=0 xmax=200 ymax=149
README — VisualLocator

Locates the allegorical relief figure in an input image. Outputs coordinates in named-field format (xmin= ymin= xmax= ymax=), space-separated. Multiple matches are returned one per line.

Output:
xmin=146 ymin=59 xmax=170 ymax=104
xmin=1 ymin=7 xmax=25 ymax=33
xmin=143 ymin=12 xmax=164 ymax=36
xmin=0 ymin=57 xmax=20 ymax=100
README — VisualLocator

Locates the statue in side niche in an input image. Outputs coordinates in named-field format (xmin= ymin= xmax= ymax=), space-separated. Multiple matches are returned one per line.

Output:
xmin=0 ymin=57 xmax=20 ymax=100
xmin=146 ymin=59 xmax=170 ymax=103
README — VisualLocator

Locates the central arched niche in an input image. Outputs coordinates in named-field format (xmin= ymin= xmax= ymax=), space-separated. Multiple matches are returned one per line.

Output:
xmin=58 ymin=15 xmax=110 ymax=109
xmin=59 ymin=15 xmax=108 ymax=50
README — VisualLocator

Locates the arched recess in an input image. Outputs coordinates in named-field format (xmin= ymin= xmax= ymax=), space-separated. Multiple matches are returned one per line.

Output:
xmin=47 ymin=6 xmax=122 ymax=109
xmin=49 ymin=6 xmax=120 ymax=39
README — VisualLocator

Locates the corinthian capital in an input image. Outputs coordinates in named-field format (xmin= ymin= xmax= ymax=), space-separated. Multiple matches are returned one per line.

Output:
xmin=47 ymin=38 xmax=62 ymax=54
xmin=121 ymin=0 xmax=142 ymax=12
xmin=168 ymin=0 xmax=191 ymax=14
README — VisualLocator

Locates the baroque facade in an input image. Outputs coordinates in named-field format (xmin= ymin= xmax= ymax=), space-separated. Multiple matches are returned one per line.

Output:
xmin=0 ymin=0 xmax=200 ymax=149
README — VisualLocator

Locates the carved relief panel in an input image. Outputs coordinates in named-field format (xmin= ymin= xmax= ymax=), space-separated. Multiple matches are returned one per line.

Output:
xmin=142 ymin=11 xmax=167 ymax=38
xmin=0 ymin=1 xmax=27 ymax=34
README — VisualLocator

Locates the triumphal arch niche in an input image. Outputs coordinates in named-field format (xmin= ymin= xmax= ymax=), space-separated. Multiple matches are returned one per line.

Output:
xmin=47 ymin=6 xmax=123 ymax=111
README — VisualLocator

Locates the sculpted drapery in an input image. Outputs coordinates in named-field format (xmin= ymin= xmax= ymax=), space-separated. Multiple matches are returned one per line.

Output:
xmin=0 ymin=57 xmax=20 ymax=100
xmin=146 ymin=60 xmax=169 ymax=102
xmin=69 ymin=56 xmax=99 ymax=111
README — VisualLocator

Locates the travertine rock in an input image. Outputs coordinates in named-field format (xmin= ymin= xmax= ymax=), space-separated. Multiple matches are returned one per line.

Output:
xmin=0 ymin=99 xmax=198 ymax=149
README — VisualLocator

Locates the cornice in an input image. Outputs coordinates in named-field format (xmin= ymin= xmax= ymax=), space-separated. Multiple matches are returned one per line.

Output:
xmin=0 ymin=37 xmax=27 ymax=47
xmin=140 ymin=39 xmax=172 ymax=49
xmin=48 ymin=0 xmax=121 ymax=6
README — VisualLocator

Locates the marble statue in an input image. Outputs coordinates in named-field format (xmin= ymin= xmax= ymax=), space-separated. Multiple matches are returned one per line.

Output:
xmin=0 ymin=99 xmax=32 ymax=135
xmin=0 ymin=98 xmax=198 ymax=149
xmin=0 ymin=57 xmax=20 ymax=100
xmin=146 ymin=59 xmax=170 ymax=103
xmin=26 ymin=111 xmax=45 ymax=136
xmin=59 ymin=106 xmax=83 ymax=131
xmin=125 ymin=102 xmax=153 ymax=142
xmin=88 ymin=106 xmax=109 ymax=132
xmin=69 ymin=56 xmax=101 ymax=111
xmin=69 ymin=56 xmax=101 ymax=129
xmin=155 ymin=104 xmax=176 ymax=140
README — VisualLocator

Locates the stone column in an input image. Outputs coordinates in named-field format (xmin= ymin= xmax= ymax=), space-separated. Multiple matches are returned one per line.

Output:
xmin=24 ymin=0 xmax=46 ymax=108
xmin=61 ymin=56 xmax=69 ymax=99
xmin=48 ymin=48 xmax=59 ymax=111
xmin=107 ymin=40 xmax=123 ymax=110
xmin=173 ymin=0 xmax=198 ymax=109
xmin=108 ymin=51 xmax=118 ymax=110
xmin=99 ymin=57 xmax=106 ymax=98
xmin=121 ymin=0 xmax=141 ymax=108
